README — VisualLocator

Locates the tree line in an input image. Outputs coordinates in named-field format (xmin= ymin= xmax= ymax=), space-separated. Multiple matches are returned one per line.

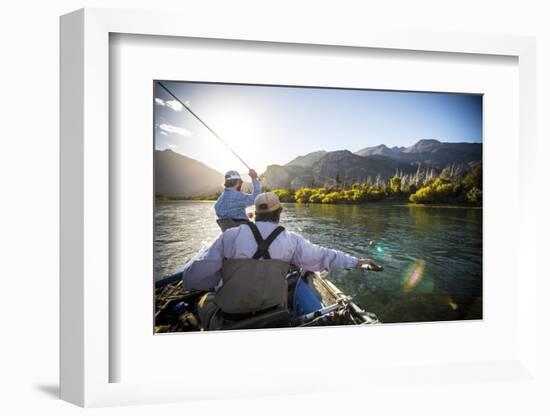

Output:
xmin=270 ymin=163 xmax=482 ymax=206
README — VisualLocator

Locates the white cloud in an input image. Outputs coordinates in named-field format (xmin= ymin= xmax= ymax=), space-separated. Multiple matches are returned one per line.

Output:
xmin=159 ymin=123 xmax=192 ymax=137
xmin=160 ymin=130 xmax=168 ymax=136
xmin=154 ymin=97 xmax=184 ymax=112
xmin=167 ymin=100 xmax=184 ymax=112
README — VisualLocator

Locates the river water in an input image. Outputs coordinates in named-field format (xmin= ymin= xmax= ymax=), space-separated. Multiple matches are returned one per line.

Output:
xmin=155 ymin=200 xmax=482 ymax=323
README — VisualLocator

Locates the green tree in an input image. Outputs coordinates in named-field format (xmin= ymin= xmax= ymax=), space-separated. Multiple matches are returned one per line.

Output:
xmin=462 ymin=163 xmax=482 ymax=190
xmin=409 ymin=178 xmax=461 ymax=204
xmin=321 ymin=192 xmax=342 ymax=204
xmin=365 ymin=189 xmax=384 ymax=201
xmin=335 ymin=172 xmax=342 ymax=190
xmin=295 ymin=188 xmax=315 ymax=203
xmin=389 ymin=176 xmax=402 ymax=194
xmin=309 ymin=192 xmax=324 ymax=203
xmin=466 ymin=187 xmax=482 ymax=205
xmin=272 ymin=189 xmax=294 ymax=202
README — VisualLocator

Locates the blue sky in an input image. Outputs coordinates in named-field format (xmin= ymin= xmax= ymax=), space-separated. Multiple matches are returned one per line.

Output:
xmin=154 ymin=81 xmax=482 ymax=174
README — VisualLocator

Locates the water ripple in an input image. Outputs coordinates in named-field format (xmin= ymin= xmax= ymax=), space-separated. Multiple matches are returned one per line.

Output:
xmin=155 ymin=201 xmax=482 ymax=323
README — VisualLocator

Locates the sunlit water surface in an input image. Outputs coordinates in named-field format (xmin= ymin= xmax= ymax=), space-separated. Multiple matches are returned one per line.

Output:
xmin=155 ymin=201 xmax=482 ymax=323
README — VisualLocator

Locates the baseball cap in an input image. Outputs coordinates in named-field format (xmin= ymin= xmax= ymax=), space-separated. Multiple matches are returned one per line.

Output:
xmin=254 ymin=192 xmax=282 ymax=213
xmin=224 ymin=170 xmax=242 ymax=181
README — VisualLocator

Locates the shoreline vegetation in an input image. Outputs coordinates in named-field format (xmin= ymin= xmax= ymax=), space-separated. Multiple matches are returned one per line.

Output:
xmin=156 ymin=194 xmax=219 ymax=202
xmin=156 ymin=163 xmax=482 ymax=207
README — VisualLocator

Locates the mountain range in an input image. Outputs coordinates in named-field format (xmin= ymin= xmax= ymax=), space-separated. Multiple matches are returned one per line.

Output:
xmin=155 ymin=139 xmax=482 ymax=197
xmin=262 ymin=139 xmax=482 ymax=190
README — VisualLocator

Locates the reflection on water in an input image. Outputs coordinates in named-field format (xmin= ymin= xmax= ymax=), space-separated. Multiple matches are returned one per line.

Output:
xmin=155 ymin=201 xmax=482 ymax=323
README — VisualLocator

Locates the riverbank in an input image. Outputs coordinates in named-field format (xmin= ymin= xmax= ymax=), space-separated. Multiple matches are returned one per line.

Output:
xmin=156 ymin=164 xmax=482 ymax=206
xmin=156 ymin=198 xmax=482 ymax=210
xmin=156 ymin=194 xmax=218 ymax=202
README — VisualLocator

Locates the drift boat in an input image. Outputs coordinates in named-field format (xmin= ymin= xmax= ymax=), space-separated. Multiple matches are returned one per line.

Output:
xmin=155 ymin=266 xmax=379 ymax=332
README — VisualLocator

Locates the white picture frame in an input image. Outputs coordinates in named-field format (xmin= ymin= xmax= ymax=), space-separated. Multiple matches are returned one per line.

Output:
xmin=60 ymin=7 xmax=539 ymax=408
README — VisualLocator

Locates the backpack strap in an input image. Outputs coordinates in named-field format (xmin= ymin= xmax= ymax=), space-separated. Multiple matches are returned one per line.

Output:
xmin=244 ymin=222 xmax=285 ymax=260
xmin=245 ymin=221 xmax=264 ymax=246
xmin=256 ymin=226 xmax=285 ymax=259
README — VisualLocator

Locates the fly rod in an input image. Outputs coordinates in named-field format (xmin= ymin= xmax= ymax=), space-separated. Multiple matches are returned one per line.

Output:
xmin=157 ymin=82 xmax=251 ymax=170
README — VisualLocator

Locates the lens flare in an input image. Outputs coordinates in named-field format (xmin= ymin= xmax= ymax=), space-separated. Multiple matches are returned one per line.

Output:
xmin=403 ymin=259 xmax=426 ymax=292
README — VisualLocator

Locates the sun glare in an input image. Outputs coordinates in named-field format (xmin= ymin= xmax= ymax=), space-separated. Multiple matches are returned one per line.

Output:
xmin=207 ymin=109 xmax=268 ymax=174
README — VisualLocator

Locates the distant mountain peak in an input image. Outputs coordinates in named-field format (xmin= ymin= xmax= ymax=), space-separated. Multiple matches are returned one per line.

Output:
xmin=410 ymin=139 xmax=441 ymax=148
xmin=355 ymin=143 xmax=398 ymax=157
xmin=264 ymin=139 xmax=482 ymax=191
xmin=286 ymin=150 xmax=327 ymax=167
xmin=329 ymin=149 xmax=354 ymax=155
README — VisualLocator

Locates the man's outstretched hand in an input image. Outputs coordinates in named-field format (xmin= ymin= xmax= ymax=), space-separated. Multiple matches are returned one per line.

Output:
xmin=248 ymin=169 xmax=258 ymax=179
xmin=356 ymin=259 xmax=384 ymax=271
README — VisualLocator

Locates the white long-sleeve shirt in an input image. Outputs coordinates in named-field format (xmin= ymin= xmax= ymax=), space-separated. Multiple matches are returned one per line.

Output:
xmin=181 ymin=221 xmax=359 ymax=290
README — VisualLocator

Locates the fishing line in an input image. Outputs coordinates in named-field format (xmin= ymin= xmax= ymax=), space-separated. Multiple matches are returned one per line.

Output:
xmin=157 ymin=81 xmax=251 ymax=170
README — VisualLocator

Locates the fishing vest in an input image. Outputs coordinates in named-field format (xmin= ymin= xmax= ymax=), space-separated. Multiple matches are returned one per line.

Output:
xmin=215 ymin=222 xmax=290 ymax=314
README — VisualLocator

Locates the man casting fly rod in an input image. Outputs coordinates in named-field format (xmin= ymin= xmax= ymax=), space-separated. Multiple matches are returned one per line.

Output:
xmin=158 ymin=82 xmax=261 ymax=231
xmin=157 ymin=82 xmax=382 ymax=330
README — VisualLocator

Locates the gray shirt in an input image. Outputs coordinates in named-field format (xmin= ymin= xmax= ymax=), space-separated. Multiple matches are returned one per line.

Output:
xmin=181 ymin=221 xmax=359 ymax=290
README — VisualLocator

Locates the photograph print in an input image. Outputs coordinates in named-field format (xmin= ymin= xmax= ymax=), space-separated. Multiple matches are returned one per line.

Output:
xmin=154 ymin=80 xmax=483 ymax=333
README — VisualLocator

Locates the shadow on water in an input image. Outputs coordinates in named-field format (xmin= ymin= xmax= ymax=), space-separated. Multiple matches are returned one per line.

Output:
xmin=155 ymin=201 xmax=482 ymax=324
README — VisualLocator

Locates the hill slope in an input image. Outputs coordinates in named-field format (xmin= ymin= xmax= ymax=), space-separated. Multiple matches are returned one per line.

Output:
xmin=286 ymin=150 xmax=327 ymax=167
xmin=155 ymin=149 xmax=224 ymax=197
